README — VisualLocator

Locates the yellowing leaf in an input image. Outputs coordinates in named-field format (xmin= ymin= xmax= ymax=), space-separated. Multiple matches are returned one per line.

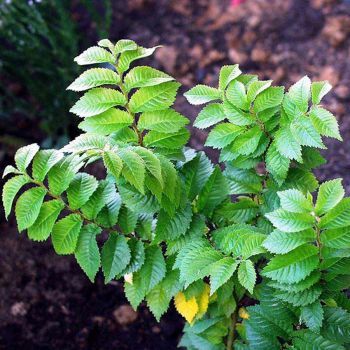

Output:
xmin=197 ymin=283 xmax=210 ymax=318
xmin=239 ymin=307 xmax=250 ymax=320
xmin=174 ymin=292 xmax=199 ymax=324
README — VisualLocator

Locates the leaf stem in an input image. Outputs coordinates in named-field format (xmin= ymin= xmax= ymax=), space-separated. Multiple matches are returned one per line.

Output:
xmin=226 ymin=308 xmax=238 ymax=350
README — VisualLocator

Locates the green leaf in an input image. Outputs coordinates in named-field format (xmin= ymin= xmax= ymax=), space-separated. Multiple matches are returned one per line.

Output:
xmin=205 ymin=123 xmax=242 ymax=149
xmin=121 ymin=238 xmax=145 ymax=275
xmin=103 ymin=151 xmax=123 ymax=179
xmin=74 ymin=46 xmax=115 ymax=65
xmin=101 ymin=234 xmax=131 ymax=283
xmin=320 ymin=198 xmax=350 ymax=229
xmin=124 ymin=66 xmax=174 ymax=91
xmin=2 ymin=165 xmax=21 ymax=178
xmin=263 ymin=229 xmax=315 ymax=254
xmin=223 ymin=101 xmax=254 ymax=126
xmin=238 ymin=260 xmax=256 ymax=294
xmin=129 ymin=82 xmax=180 ymax=113
xmin=32 ymin=150 xmax=63 ymax=181
xmin=293 ymin=330 xmax=345 ymax=350
xmin=310 ymin=107 xmax=342 ymax=140
xmin=247 ymin=80 xmax=272 ymax=103
xmin=321 ymin=226 xmax=350 ymax=249
xmin=253 ymin=86 xmax=284 ymax=113
xmin=78 ymin=109 xmax=133 ymax=135
xmin=97 ymin=39 xmax=116 ymax=52
xmin=193 ymin=103 xmax=226 ymax=129
xmin=225 ymin=80 xmax=249 ymax=110
xmin=219 ymin=64 xmax=241 ymax=90
xmin=67 ymin=68 xmax=120 ymax=91
xmin=262 ymin=244 xmax=319 ymax=283
xmin=125 ymin=245 xmax=166 ymax=308
xmin=66 ymin=173 xmax=99 ymax=209
xmin=311 ymin=81 xmax=332 ymax=105
xmin=288 ymin=76 xmax=311 ymax=112
xmin=266 ymin=208 xmax=314 ymax=232
xmin=28 ymin=200 xmax=64 ymax=241
xmin=62 ymin=134 xmax=109 ymax=153
xmin=184 ymin=85 xmax=221 ymax=105
xmin=266 ymin=142 xmax=290 ymax=185
xmin=15 ymin=187 xmax=47 ymax=232
xmin=300 ymin=301 xmax=324 ymax=331
xmin=52 ymin=214 xmax=83 ymax=254
xmin=70 ymin=88 xmax=126 ymax=118
xmin=277 ymin=189 xmax=313 ymax=213
xmin=275 ymin=127 xmax=302 ymax=161
xmin=315 ymin=179 xmax=344 ymax=216
xmin=322 ymin=307 xmax=350 ymax=343
xmin=138 ymin=109 xmax=188 ymax=133
xmin=15 ymin=143 xmax=39 ymax=172
xmin=275 ymin=285 xmax=322 ymax=307
xmin=75 ymin=224 xmax=101 ymax=282
xmin=291 ymin=116 xmax=325 ymax=149
xmin=143 ymin=128 xmax=189 ymax=149
xmin=209 ymin=257 xmax=238 ymax=295
xmin=233 ymin=126 xmax=262 ymax=156
xmin=115 ymin=39 xmax=138 ymax=53
xmin=118 ymin=149 xmax=145 ymax=193
xmin=197 ymin=166 xmax=229 ymax=215
xmin=117 ymin=46 xmax=161 ymax=73
xmin=2 ymin=175 xmax=30 ymax=219
xmin=224 ymin=167 xmax=262 ymax=195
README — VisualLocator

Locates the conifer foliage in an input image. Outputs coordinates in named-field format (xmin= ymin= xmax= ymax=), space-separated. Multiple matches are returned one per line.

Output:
xmin=2 ymin=39 xmax=350 ymax=349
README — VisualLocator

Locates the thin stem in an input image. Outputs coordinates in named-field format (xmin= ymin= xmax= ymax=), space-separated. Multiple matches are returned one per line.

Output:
xmin=226 ymin=309 xmax=237 ymax=350
xmin=315 ymin=220 xmax=323 ymax=262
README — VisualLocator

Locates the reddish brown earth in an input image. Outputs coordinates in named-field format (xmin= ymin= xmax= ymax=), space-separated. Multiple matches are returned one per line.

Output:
xmin=1 ymin=0 xmax=350 ymax=348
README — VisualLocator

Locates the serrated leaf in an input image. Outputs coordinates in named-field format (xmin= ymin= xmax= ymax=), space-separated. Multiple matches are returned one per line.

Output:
xmin=143 ymin=128 xmax=189 ymax=149
xmin=138 ymin=109 xmax=188 ymax=133
xmin=78 ymin=109 xmax=133 ymax=135
xmin=275 ymin=126 xmax=302 ymax=162
xmin=320 ymin=198 xmax=350 ymax=229
xmin=2 ymin=165 xmax=21 ymax=178
xmin=275 ymin=285 xmax=322 ymax=307
xmin=288 ymin=76 xmax=311 ymax=112
xmin=254 ymin=86 xmax=284 ymax=113
xmin=277 ymin=189 xmax=313 ymax=213
xmin=2 ymin=175 xmax=30 ymax=219
xmin=103 ymin=151 xmax=123 ymax=179
xmin=62 ymin=134 xmax=109 ymax=153
xmin=322 ymin=307 xmax=350 ymax=344
xmin=15 ymin=143 xmax=39 ymax=172
xmin=209 ymin=257 xmax=238 ymax=295
xmin=293 ymin=330 xmax=345 ymax=350
xmin=97 ymin=39 xmax=115 ymax=52
xmin=28 ymin=200 xmax=64 ymax=241
xmin=266 ymin=208 xmax=314 ymax=232
xmin=129 ymin=82 xmax=180 ymax=113
xmin=219 ymin=64 xmax=241 ymax=90
xmin=115 ymin=39 xmax=138 ymax=53
xmin=315 ymin=179 xmax=344 ymax=216
xmin=15 ymin=187 xmax=47 ymax=232
xmin=193 ymin=103 xmax=226 ymax=129
xmin=70 ymin=88 xmax=126 ymax=118
xmin=101 ymin=234 xmax=131 ymax=283
xmin=262 ymin=244 xmax=319 ymax=283
xmin=118 ymin=149 xmax=145 ymax=193
xmin=117 ymin=46 xmax=160 ymax=73
xmin=32 ymin=150 xmax=63 ymax=181
xmin=174 ymin=292 xmax=199 ymax=324
xmin=67 ymin=68 xmax=120 ymax=91
xmin=224 ymin=167 xmax=262 ymax=195
xmin=300 ymin=301 xmax=324 ymax=331
xmin=310 ymin=107 xmax=342 ymax=140
xmin=321 ymin=226 xmax=350 ymax=249
xmin=223 ymin=101 xmax=254 ymax=126
xmin=226 ymin=80 xmax=249 ymax=110
xmin=124 ymin=66 xmax=174 ymax=91
xmin=184 ymin=85 xmax=221 ymax=105
xmin=291 ymin=116 xmax=325 ymax=149
xmin=205 ymin=123 xmax=242 ymax=149
xmin=238 ymin=260 xmax=256 ymax=294
xmin=247 ymin=80 xmax=272 ymax=103
xmin=66 ymin=173 xmax=98 ymax=209
xmin=52 ymin=214 xmax=83 ymax=254
xmin=263 ymin=229 xmax=315 ymax=254
xmin=75 ymin=224 xmax=101 ymax=282
xmin=74 ymin=46 xmax=115 ymax=65
xmin=311 ymin=81 xmax=332 ymax=105
xmin=266 ymin=142 xmax=290 ymax=185
xmin=233 ymin=126 xmax=262 ymax=156
xmin=121 ymin=238 xmax=145 ymax=275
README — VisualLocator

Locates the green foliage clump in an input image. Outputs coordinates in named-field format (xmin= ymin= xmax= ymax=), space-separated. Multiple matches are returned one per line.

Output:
xmin=2 ymin=38 xmax=350 ymax=350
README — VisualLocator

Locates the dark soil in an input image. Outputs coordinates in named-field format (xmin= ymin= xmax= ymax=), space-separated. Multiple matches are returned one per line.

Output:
xmin=1 ymin=0 xmax=350 ymax=349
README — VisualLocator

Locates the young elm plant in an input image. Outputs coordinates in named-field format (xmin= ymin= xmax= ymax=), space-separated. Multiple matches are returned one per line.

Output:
xmin=2 ymin=39 xmax=350 ymax=350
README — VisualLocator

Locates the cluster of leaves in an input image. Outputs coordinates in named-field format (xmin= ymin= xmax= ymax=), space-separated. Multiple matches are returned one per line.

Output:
xmin=2 ymin=39 xmax=350 ymax=350
xmin=0 ymin=0 xmax=112 ymax=145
